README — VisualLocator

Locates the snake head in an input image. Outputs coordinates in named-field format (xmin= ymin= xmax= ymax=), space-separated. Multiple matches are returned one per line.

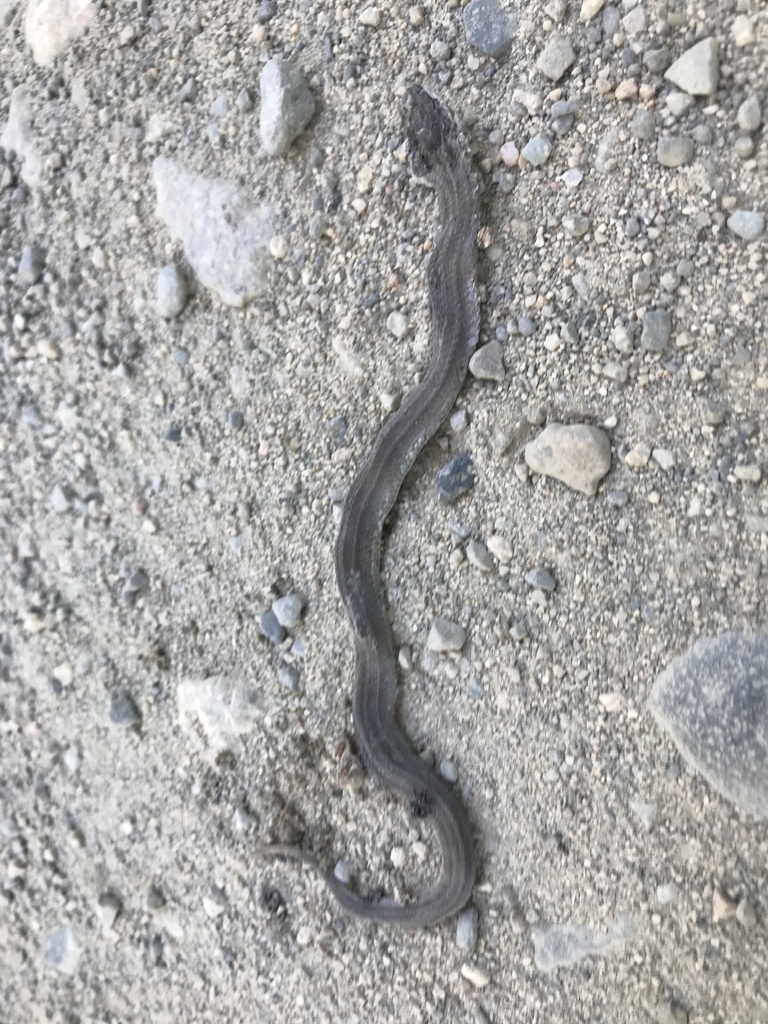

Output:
xmin=404 ymin=84 xmax=462 ymax=178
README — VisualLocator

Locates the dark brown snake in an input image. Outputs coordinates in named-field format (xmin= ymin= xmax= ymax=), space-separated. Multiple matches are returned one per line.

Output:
xmin=259 ymin=85 xmax=480 ymax=927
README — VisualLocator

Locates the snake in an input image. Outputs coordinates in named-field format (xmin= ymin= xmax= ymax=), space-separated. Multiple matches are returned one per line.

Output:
xmin=259 ymin=84 xmax=480 ymax=927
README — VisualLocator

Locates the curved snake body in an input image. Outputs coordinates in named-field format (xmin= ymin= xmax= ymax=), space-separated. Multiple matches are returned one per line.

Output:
xmin=262 ymin=85 xmax=480 ymax=927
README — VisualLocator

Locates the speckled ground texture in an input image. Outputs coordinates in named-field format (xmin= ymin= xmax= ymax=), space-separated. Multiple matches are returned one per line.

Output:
xmin=1 ymin=1 xmax=767 ymax=1022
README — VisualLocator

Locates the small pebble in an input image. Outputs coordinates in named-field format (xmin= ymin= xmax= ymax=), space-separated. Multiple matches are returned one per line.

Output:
xmin=259 ymin=609 xmax=286 ymax=644
xmin=469 ymin=341 xmax=505 ymax=381
xmin=18 ymin=244 xmax=45 ymax=285
xmin=536 ymin=31 xmax=576 ymax=81
xmin=272 ymin=594 xmax=302 ymax=628
xmin=524 ymin=566 xmax=556 ymax=591
xmin=456 ymin=907 xmax=479 ymax=950
xmin=435 ymin=452 xmax=476 ymax=503
xmin=521 ymin=133 xmax=552 ymax=167
xmin=427 ymin=617 xmax=466 ymax=653
xmin=44 ymin=925 xmax=79 ymax=974
xmin=657 ymin=136 xmax=694 ymax=168
xmin=466 ymin=539 xmax=495 ymax=572
xmin=386 ymin=310 xmax=409 ymax=339
xmin=737 ymin=96 xmax=761 ymax=133
xmin=727 ymin=210 xmax=764 ymax=242
xmin=641 ymin=309 xmax=671 ymax=352
xmin=358 ymin=6 xmax=381 ymax=27
xmin=108 ymin=693 xmax=141 ymax=727
xmin=463 ymin=0 xmax=516 ymax=58
xmin=278 ymin=664 xmax=300 ymax=691
xmin=460 ymin=962 xmax=491 ymax=988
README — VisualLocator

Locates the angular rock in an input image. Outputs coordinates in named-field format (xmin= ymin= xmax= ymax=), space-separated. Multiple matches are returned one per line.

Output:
xmin=649 ymin=632 xmax=768 ymax=820
xmin=435 ymin=452 xmax=476 ymax=503
xmin=469 ymin=340 xmax=505 ymax=381
xmin=536 ymin=31 xmax=576 ymax=82
xmin=525 ymin=423 xmax=611 ymax=496
xmin=153 ymin=157 xmax=273 ymax=307
xmin=427 ymin=617 xmax=466 ymax=653
xmin=272 ymin=594 xmax=302 ymax=629
xmin=259 ymin=58 xmax=315 ymax=157
xmin=463 ymin=0 xmax=517 ymax=58
xmin=664 ymin=37 xmax=719 ymax=96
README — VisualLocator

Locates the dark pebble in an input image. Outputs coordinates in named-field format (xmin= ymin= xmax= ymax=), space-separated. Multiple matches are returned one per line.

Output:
xmin=108 ymin=693 xmax=141 ymax=727
xmin=524 ymin=566 xmax=556 ymax=591
xmin=435 ymin=452 xmax=476 ymax=504
xmin=260 ymin=610 xmax=286 ymax=645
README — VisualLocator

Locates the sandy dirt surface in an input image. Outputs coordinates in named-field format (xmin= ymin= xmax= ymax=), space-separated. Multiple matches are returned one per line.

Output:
xmin=1 ymin=1 xmax=766 ymax=1022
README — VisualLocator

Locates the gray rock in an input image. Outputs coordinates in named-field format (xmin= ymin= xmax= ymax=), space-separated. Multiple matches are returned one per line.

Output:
xmin=278 ymin=664 xmax=300 ymax=691
xmin=153 ymin=157 xmax=273 ymax=307
xmin=259 ymin=609 xmax=285 ymax=644
xmin=562 ymin=214 xmax=591 ymax=238
xmin=525 ymin=566 xmax=556 ymax=591
xmin=272 ymin=594 xmax=302 ymax=629
xmin=657 ymin=135 xmax=694 ymax=167
xmin=649 ymin=632 xmax=768 ymax=820
xmin=123 ymin=569 xmax=149 ymax=594
xmin=429 ymin=39 xmax=452 ymax=61
xmin=641 ymin=308 xmax=671 ymax=352
xmin=462 ymin=0 xmax=517 ymax=58
xmin=727 ymin=209 xmax=764 ymax=242
xmin=259 ymin=58 xmax=315 ymax=157
xmin=427 ymin=616 xmax=466 ymax=653
xmin=435 ymin=452 xmax=476 ymax=503
xmin=466 ymin=539 xmax=495 ymax=573
xmin=666 ymin=92 xmax=694 ymax=118
xmin=97 ymin=891 xmax=123 ymax=930
xmin=630 ymin=108 xmax=655 ymax=140
xmin=17 ymin=243 xmax=44 ymax=285
xmin=699 ymin=397 xmax=727 ymax=427
xmin=50 ymin=483 xmax=71 ymax=513
xmin=737 ymin=95 xmax=761 ymax=132
xmin=108 ymin=693 xmax=141 ymax=727
xmin=456 ymin=907 xmax=479 ymax=950
xmin=531 ymin=915 xmax=635 ymax=972
xmin=44 ymin=924 xmax=80 ymax=974
xmin=536 ymin=31 xmax=576 ymax=81
xmin=664 ymin=37 xmax=719 ymax=96
xmin=644 ymin=47 xmax=670 ymax=74
xmin=156 ymin=264 xmax=188 ymax=318
xmin=525 ymin=423 xmax=611 ymax=496
xmin=594 ymin=127 xmax=619 ymax=172
xmin=469 ymin=340 xmax=505 ymax=381
xmin=386 ymin=310 xmax=409 ymax=339
xmin=521 ymin=132 xmax=553 ymax=166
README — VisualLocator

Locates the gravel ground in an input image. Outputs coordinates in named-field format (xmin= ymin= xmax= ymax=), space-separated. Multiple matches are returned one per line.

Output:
xmin=1 ymin=1 xmax=766 ymax=1022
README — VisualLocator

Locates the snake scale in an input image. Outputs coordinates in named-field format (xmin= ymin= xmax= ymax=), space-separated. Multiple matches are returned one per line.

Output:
xmin=260 ymin=84 xmax=480 ymax=927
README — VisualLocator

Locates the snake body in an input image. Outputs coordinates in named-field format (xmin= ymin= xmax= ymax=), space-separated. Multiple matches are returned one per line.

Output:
xmin=261 ymin=85 xmax=480 ymax=927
